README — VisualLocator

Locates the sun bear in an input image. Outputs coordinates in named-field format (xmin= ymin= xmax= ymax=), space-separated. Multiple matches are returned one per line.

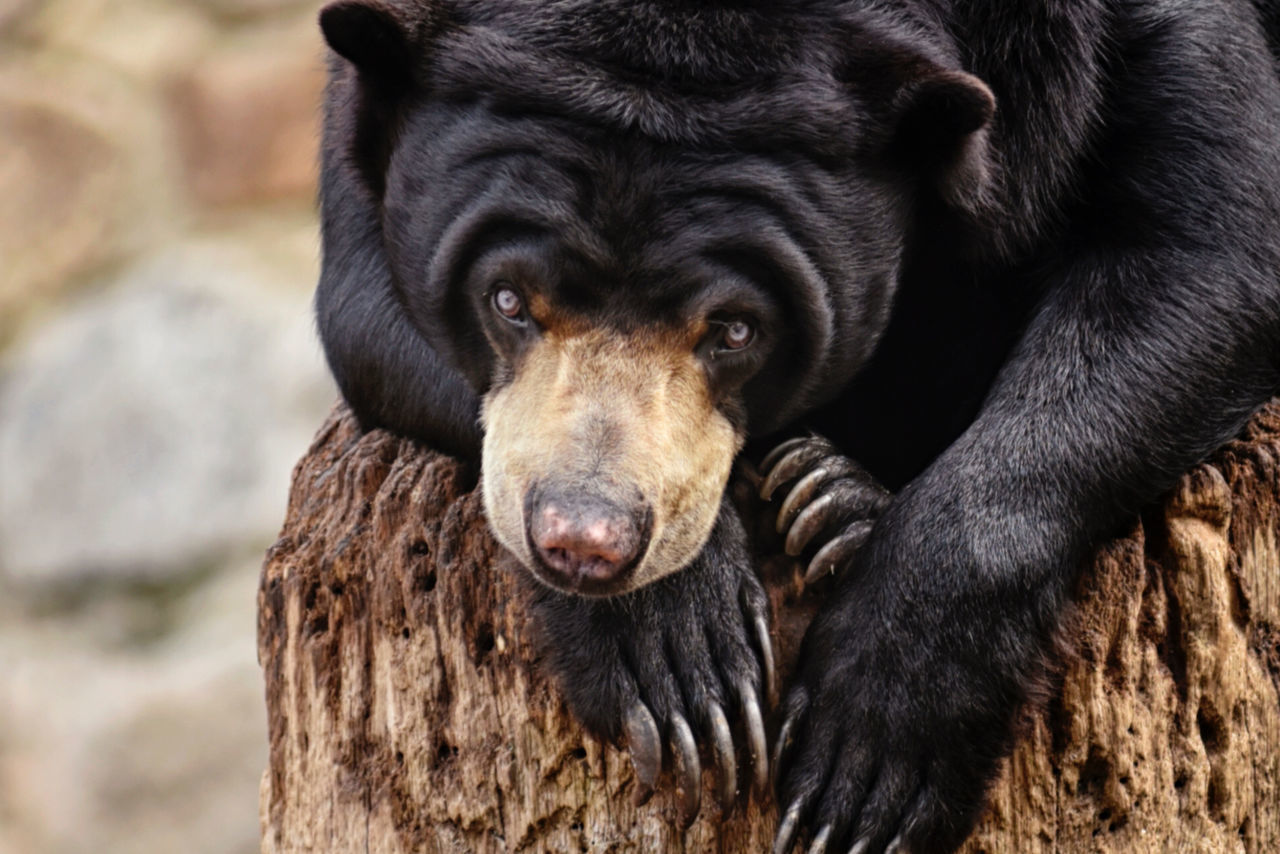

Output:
xmin=313 ymin=0 xmax=1280 ymax=850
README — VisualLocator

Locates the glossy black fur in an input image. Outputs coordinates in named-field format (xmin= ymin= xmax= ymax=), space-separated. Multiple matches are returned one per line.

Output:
xmin=316 ymin=1 xmax=1280 ymax=850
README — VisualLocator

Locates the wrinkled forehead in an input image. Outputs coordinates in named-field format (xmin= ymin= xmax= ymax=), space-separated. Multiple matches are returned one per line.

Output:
xmin=387 ymin=105 xmax=818 ymax=322
xmin=426 ymin=0 xmax=866 ymax=156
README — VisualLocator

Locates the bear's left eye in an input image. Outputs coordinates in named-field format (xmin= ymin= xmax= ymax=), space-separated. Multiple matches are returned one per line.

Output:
xmin=717 ymin=319 xmax=755 ymax=351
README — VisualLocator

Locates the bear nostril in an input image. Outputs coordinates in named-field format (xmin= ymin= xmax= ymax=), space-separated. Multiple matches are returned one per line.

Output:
xmin=534 ymin=520 xmax=632 ymax=576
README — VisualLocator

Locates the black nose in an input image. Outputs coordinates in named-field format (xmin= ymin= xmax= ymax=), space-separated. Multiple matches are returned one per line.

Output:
xmin=526 ymin=487 xmax=649 ymax=592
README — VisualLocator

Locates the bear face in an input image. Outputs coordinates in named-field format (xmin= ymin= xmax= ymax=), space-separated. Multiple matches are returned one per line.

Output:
xmin=381 ymin=111 xmax=897 ymax=595
xmin=322 ymin=0 xmax=993 ymax=595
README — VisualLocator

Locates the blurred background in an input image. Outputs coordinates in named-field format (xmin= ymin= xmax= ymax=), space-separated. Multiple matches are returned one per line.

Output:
xmin=0 ymin=1 xmax=336 ymax=851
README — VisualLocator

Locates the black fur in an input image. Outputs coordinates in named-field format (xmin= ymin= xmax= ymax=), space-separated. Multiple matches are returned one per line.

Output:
xmin=316 ymin=1 xmax=1280 ymax=849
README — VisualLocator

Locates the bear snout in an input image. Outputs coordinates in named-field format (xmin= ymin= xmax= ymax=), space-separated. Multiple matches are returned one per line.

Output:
xmin=524 ymin=485 xmax=652 ymax=595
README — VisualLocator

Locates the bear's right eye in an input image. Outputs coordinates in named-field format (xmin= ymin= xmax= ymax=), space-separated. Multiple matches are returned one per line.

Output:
xmin=492 ymin=285 xmax=525 ymax=323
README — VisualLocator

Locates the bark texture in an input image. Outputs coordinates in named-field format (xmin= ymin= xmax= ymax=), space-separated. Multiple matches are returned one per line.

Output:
xmin=258 ymin=403 xmax=1280 ymax=853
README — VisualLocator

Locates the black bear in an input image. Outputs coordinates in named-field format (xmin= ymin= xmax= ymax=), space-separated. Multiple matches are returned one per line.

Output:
xmin=314 ymin=0 xmax=1280 ymax=851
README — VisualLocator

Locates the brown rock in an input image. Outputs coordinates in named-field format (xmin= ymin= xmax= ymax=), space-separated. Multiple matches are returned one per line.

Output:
xmin=0 ymin=100 xmax=118 ymax=303
xmin=258 ymin=402 xmax=1280 ymax=852
xmin=196 ymin=0 xmax=316 ymax=23
xmin=0 ymin=0 xmax=35 ymax=35
xmin=167 ymin=39 xmax=324 ymax=208
xmin=0 ymin=60 xmax=174 ymax=342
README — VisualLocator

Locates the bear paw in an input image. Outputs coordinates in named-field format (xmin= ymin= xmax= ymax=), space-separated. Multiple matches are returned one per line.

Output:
xmin=770 ymin=629 xmax=1004 ymax=854
xmin=758 ymin=435 xmax=891 ymax=586
xmin=527 ymin=512 xmax=775 ymax=824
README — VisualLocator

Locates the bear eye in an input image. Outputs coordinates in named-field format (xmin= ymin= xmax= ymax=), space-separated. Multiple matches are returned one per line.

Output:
xmin=718 ymin=319 xmax=755 ymax=351
xmin=492 ymin=285 xmax=525 ymax=322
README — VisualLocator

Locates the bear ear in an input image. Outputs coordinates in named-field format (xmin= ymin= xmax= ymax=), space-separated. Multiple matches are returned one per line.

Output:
xmin=320 ymin=0 xmax=416 ymax=79
xmin=892 ymin=68 xmax=996 ymax=210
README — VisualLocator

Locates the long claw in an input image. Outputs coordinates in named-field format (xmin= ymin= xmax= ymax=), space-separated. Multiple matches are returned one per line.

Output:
xmin=847 ymin=841 xmax=869 ymax=854
xmin=777 ymin=465 xmax=832 ymax=534
xmin=761 ymin=442 xmax=830 ymax=500
xmin=885 ymin=834 xmax=904 ymax=854
xmin=707 ymin=702 xmax=737 ymax=814
xmin=803 ymin=521 xmax=874 ymax=585
xmin=739 ymin=681 xmax=769 ymax=796
xmin=773 ymin=802 xmax=803 ymax=854
xmin=759 ymin=436 xmax=813 ymax=476
xmin=670 ymin=713 xmax=702 ymax=826
xmin=754 ymin=613 xmax=777 ymax=707
xmin=623 ymin=702 xmax=662 ymax=806
xmin=770 ymin=709 xmax=799 ymax=793
xmin=807 ymin=825 xmax=833 ymax=854
xmin=785 ymin=493 xmax=835 ymax=556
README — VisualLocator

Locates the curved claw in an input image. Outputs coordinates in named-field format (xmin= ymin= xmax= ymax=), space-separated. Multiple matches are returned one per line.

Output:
xmin=885 ymin=834 xmax=904 ymax=854
xmin=707 ymin=702 xmax=737 ymax=813
xmin=785 ymin=493 xmax=835 ymax=556
xmin=803 ymin=520 xmax=874 ymax=585
xmin=623 ymin=702 xmax=662 ymax=806
xmin=739 ymin=681 xmax=769 ymax=796
xmin=847 ymin=841 xmax=869 ymax=854
xmin=761 ymin=441 xmax=831 ymax=501
xmin=770 ymin=709 xmax=798 ymax=793
xmin=777 ymin=465 xmax=832 ymax=534
xmin=773 ymin=801 xmax=804 ymax=854
xmin=760 ymin=436 xmax=811 ymax=475
xmin=670 ymin=713 xmax=702 ymax=826
xmin=807 ymin=825 xmax=832 ymax=854
xmin=754 ymin=613 xmax=778 ymax=707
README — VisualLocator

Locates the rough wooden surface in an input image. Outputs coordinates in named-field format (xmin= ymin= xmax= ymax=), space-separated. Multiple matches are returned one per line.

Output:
xmin=258 ymin=403 xmax=1280 ymax=853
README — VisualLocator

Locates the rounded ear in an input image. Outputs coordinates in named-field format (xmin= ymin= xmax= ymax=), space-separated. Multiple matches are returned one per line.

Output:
xmin=892 ymin=69 xmax=996 ymax=210
xmin=320 ymin=0 xmax=414 ymax=79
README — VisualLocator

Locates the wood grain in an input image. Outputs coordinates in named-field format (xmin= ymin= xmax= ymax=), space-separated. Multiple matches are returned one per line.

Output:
xmin=259 ymin=403 xmax=1280 ymax=853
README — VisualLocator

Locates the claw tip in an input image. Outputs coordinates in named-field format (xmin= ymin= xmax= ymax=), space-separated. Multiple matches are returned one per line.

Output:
xmin=772 ymin=804 xmax=802 ymax=854
xmin=806 ymin=824 xmax=831 ymax=854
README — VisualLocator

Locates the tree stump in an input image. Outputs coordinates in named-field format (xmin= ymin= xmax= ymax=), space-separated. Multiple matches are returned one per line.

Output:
xmin=258 ymin=403 xmax=1280 ymax=853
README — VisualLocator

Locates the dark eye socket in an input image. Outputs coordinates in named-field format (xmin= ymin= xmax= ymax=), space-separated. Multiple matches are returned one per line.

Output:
xmin=715 ymin=318 xmax=756 ymax=352
xmin=491 ymin=284 xmax=525 ymax=322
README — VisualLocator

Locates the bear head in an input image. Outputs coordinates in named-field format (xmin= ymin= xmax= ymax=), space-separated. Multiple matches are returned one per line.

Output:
xmin=319 ymin=0 xmax=995 ymax=596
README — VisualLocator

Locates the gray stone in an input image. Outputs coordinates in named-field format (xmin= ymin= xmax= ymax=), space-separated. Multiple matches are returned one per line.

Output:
xmin=0 ymin=242 xmax=334 ymax=586
xmin=0 ymin=556 xmax=267 ymax=854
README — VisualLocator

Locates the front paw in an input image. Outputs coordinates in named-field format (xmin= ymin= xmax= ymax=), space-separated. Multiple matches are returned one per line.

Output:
xmin=771 ymin=594 xmax=1019 ymax=854
xmin=759 ymin=435 xmax=891 ymax=586
xmin=527 ymin=503 xmax=775 ymax=823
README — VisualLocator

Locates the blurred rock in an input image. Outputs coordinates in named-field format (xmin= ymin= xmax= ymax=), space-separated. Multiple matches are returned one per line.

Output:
xmin=0 ymin=59 xmax=177 ymax=342
xmin=14 ymin=0 xmax=213 ymax=79
xmin=0 ymin=0 xmax=35 ymax=35
xmin=0 ymin=242 xmax=334 ymax=587
xmin=196 ymin=0 xmax=316 ymax=22
xmin=0 ymin=557 xmax=266 ymax=854
xmin=167 ymin=32 xmax=325 ymax=207
xmin=0 ymin=4 xmax=335 ymax=852
xmin=0 ymin=99 xmax=116 ymax=307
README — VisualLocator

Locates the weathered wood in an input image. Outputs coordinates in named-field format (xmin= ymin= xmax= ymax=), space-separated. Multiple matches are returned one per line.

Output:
xmin=258 ymin=403 xmax=1280 ymax=853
